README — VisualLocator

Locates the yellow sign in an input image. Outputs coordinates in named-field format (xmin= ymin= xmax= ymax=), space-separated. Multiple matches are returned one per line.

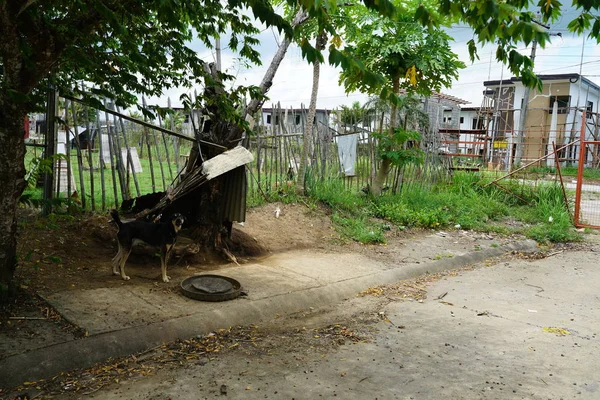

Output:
xmin=493 ymin=141 xmax=508 ymax=149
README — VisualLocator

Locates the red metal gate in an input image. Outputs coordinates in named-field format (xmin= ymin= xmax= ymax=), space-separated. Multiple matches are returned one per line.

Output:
xmin=573 ymin=112 xmax=600 ymax=228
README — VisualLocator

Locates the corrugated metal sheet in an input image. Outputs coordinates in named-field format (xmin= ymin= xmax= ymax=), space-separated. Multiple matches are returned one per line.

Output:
xmin=220 ymin=165 xmax=247 ymax=223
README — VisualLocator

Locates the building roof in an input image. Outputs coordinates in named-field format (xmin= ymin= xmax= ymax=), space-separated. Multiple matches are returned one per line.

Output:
xmin=261 ymin=108 xmax=330 ymax=113
xmin=483 ymin=73 xmax=600 ymax=93
xmin=397 ymin=89 xmax=469 ymax=105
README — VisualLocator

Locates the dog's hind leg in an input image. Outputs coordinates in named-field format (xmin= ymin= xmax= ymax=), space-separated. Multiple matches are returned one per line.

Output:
xmin=112 ymin=243 xmax=123 ymax=276
xmin=118 ymin=245 xmax=132 ymax=281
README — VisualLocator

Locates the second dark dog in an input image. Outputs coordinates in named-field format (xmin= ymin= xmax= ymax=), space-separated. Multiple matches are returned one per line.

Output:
xmin=110 ymin=210 xmax=186 ymax=283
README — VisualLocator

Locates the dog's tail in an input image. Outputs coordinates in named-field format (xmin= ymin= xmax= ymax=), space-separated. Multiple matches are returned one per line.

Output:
xmin=110 ymin=209 xmax=123 ymax=229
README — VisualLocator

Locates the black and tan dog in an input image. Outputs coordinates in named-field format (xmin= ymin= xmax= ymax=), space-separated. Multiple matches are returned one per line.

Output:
xmin=110 ymin=210 xmax=185 ymax=283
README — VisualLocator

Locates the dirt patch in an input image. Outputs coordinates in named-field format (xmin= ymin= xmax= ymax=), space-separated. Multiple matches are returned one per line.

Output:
xmin=13 ymin=202 xmax=333 ymax=295
xmin=236 ymin=202 xmax=340 ymax=253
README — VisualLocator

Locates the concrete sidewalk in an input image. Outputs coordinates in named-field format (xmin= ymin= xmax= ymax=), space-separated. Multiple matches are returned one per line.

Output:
xmin=0 ymin=238 xmax=538 ymax=390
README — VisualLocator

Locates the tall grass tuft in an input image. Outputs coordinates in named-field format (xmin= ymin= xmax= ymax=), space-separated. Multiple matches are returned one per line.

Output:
xmin=300 ymin=171 xmax=580 ymax=244
xmin=517 ymin=183 xmax=579 ymax=242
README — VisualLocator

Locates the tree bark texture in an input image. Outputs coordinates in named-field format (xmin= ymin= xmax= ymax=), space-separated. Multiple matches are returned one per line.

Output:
xmin=0 ymin=3 xmax=30 ymax=299
xmin=0 ymin=102 xmax=28 ymax=299
xmin=371 ymin=76 xmax=400 ymax=196
xmin=296 ymin=32 xmax=327 ymax=194
xmin=178 ymin=10 xmax=309 ymax=251
xmin=245 ymin=9 xmax=309 ymax=120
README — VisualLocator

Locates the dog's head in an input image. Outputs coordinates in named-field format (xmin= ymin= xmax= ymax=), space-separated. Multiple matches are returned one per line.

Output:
xmin=171 ymin=213 xmax=186 ymax=232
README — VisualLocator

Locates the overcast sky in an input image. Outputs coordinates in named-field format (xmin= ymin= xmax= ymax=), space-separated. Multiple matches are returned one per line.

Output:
xmin=146 ymin=7 xmax=600 ymax=110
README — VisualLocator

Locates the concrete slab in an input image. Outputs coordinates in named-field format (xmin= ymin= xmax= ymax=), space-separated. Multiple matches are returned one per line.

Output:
xmin=45 ymin=287 xmax=172 ymax=334
xmin=210 ymin=263 xmax=321 ymax=299
xmin=429 ymin=251 xmax=600 ymax=337
xmin=261 ymin=251 xmax=388 ymax=282
xmin=43 ymin=261 xmax=328 ymax=335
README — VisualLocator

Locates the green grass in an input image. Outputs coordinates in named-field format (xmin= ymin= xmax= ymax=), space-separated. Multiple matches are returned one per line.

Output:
xmin=24 ymin=147 xmax=181 ymax=211
xmin=304 ymin=171 xmax=580 ymax=244
xmin=530 ymin=166 xmax=600 ymax=179
xmin=511 ymin=183 xmax=580 ymax=243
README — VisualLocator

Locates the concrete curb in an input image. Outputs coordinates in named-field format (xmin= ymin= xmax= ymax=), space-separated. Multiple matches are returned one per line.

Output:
xmin=0 ymin=240 xmax=538 ymax=390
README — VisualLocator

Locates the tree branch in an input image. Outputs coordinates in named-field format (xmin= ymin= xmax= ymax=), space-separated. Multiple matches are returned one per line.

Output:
xmin=244 ymin=8 xmax=309 ymax=121
xmin=16 ymin=0 xmax=38 ymax=17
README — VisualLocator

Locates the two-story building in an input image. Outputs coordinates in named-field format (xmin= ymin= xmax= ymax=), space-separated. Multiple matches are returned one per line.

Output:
xmin=483 ymin=73 xmax=600 ymax=167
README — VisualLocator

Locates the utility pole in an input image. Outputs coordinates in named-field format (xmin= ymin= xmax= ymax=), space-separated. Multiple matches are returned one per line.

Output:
xmin=513 ymin=21 xmax=560 ymax=166
xmin=215 ymin=38 xmax=222 ymax=72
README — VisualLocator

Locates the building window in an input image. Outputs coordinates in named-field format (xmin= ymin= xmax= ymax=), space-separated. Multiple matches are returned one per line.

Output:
xmin=471 ymin=118 xmax=483 ymax=130
xmin=587 ymin=101 xmax=594 ymax=118
xmin=460 ymin=116 xmax=464 ymax=124
xmin=266 ymin=114 xmax=279 ymax=125
xmin=295 ymin=115 xmax=301 ymax=125
xmin=549 ymin=96 xmax=570 ymax=114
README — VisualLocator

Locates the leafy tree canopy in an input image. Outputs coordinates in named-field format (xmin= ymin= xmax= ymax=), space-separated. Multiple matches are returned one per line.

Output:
xmin=337 ymin=5 xmax=465 ymax=102
xmin=0 ymin=0 xmax=397 ymax=116
xmin=1 ymin=0 xmax=599 ymax=119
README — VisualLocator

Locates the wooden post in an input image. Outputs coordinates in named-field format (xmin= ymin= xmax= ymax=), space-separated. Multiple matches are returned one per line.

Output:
xmin=168 ymin=98 xmax=180 ymax=174
xmin=81 ymin=86 xmax=96 ymax=212
xmin=157 ymin=111 xmax=174 ymax=181
xmin=552 ymin=141 xmax=571 ymax=219
xmin=43 ymin=88 xmax=57 ymax=216
xmin=64 ymin=100 xmax=72 ymax=198
xmin=111 ymin=108 xmax=130 ymax=200
xmin=142 ymin=96 xmax=156 ymax=193
xmin=70 ymin=100 xmax=87 ymax=209
xmin=102 ymin=99 xmax=119 ymax=208
xmin=95 ymin=107 xmax=107 ymax=210
xmin=256 ymin=111 xmax=262 ymax=192
xmin=574 ymin=111 xmax=587 ymax=227
xmin=151 ymin=111 xmax=167 ymax=191
xmin=105 ymin=100 xmax=128 ymax=200
xmin=115 ymin=105 xmax=141 ymax=197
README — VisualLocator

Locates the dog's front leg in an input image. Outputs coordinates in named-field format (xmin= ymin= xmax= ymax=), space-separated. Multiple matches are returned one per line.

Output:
xmin=160 ymin=244 xmax=172 ymax=283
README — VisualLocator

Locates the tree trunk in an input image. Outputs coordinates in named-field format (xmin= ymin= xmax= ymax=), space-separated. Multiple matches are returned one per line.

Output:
xmin=371 ymin=76 xmax=400 ymax=196
xmin=0 ymin=99 xmax=28 ymax=301
xmin=244 ymin=9 xmax=309 ymax=121
xmin=297 ymin=32 xmax=327 ymax=194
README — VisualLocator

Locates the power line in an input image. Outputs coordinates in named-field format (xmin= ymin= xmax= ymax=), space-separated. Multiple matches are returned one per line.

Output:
xmin=538 ymin=59 xmax=600 ymax=73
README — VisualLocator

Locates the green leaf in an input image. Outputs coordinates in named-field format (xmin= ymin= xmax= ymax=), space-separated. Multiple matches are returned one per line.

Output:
xmin=467 ymin=39 xmax=479 ymax=62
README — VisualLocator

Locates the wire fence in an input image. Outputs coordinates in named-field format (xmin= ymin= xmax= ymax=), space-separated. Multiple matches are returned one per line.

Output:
xmin=24 ymin=92 xmax=600 ymax=227
xmin=243 ymin=103 xmax=453 ymax=200
xmin=25 ymin=91 xmax=195 ymax=213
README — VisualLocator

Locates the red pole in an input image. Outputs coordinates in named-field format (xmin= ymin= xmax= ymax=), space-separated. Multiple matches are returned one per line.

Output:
xmin=574 ymin=111 xmax=586 ymax=227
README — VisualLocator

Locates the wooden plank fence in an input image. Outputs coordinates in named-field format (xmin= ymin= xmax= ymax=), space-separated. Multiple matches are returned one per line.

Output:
xmin=25 ymin=94 xmax=456 ymax=215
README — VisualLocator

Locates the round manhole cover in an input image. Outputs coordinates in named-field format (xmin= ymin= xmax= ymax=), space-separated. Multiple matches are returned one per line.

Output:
xmin=191 ymin=277 xmax=233 ymax=294
xmin=181 ymin=275 xmax=243 ymax=302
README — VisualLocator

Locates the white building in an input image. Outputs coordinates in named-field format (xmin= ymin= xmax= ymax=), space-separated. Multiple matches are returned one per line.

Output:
xmin=483 ymin=73 xmax=600 ymax=166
